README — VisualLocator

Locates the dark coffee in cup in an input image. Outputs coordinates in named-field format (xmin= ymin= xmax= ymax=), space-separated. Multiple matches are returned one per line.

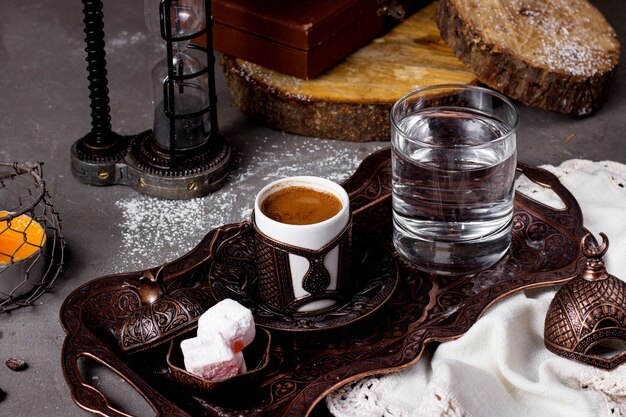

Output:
xmin=260 ymin=186 xmax=342 ymax=225
xmin=254 ymin=177 xmax=352 ymax=315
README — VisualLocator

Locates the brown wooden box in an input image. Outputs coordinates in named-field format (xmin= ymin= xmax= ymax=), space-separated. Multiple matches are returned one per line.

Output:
xmin=212 ymin=0 xmax=391 ymax=79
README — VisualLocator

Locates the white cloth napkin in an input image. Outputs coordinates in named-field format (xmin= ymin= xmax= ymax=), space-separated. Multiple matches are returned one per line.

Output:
xmin=327 ymin=159 xmax=626 ymax=417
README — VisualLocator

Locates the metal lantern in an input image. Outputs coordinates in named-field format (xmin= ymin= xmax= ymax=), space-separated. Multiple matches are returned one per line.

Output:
xmin=70 ymin=0 xmax=230 ymax=199
xmin=0 ymin=162 xmax=65 ymax=312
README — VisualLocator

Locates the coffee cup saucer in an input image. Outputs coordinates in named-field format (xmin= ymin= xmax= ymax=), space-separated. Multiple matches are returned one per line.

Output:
xmin=207 ymin=223 xmax=399 ymax=332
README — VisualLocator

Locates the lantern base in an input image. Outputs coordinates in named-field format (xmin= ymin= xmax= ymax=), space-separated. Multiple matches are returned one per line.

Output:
xmin=70 ymin=132 xmax=131 ymax=186
xmin=70 ymin=130 xmax=231 ymax=199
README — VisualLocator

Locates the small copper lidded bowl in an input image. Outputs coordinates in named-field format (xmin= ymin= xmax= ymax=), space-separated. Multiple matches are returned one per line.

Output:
xmin=117 ymin=266 xmax=212 ymax=353
xmin=545 ymin=233 xmax=626 ymax=369
xmin=166 ymin=326 xmax=272 ymax=402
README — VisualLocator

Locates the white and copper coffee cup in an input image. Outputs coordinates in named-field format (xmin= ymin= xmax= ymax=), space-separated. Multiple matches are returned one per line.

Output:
xmin=253 ymin=176 xmax=353 ymax=315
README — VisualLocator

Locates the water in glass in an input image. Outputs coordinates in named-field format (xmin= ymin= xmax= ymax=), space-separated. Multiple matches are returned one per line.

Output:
xmin=392 ymin=107 xmax=517 ymax=274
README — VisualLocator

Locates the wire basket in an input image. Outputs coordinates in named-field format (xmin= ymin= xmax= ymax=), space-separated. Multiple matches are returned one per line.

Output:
xmin=0 ymin=162 xmax=66 ymax=312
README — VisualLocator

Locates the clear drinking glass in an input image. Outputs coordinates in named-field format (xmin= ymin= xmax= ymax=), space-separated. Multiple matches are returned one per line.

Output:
xmin=391 ymin=85 xmax=518 ymax=275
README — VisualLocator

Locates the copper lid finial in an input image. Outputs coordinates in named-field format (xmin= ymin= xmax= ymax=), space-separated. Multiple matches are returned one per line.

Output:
xmin=580 ymin=233 xmax=610 ymax=281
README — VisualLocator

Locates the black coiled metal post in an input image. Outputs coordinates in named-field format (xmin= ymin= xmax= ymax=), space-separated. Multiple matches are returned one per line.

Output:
xmin=71 ymin=0 xmax=126 ymax=183
xmin=82 ymin=0 xmax=112 ymax=146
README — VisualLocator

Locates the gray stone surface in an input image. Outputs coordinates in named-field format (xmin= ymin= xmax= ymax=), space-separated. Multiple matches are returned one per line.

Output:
xmin=0 ymin=0 xmax=624 ymax=416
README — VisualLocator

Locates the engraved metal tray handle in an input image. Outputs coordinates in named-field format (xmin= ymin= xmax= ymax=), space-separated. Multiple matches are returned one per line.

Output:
xmin=60 ymin=149 xmax=589 ymax=417
xmin=61 ymin=238 xmax=219 ymax=417
xmin=61 ymin=326 xmax=193 ymax=417
xmin=61 ymin=265 xmax=203 ymax=417
xmin=515 ymin=161 xmax=579 ymax=213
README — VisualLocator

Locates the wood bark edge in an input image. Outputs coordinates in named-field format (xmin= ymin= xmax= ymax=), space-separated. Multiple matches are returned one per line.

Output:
xmin=221 ymin=56 xmax=393 ymax=142
xmin=436 ymin=0 xmax=619 ymax=116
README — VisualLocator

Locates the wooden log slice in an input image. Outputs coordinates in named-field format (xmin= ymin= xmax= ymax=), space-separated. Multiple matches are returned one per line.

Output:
xmin=436 ymin=0 xmax=620 ymax=116
xmin=221 ymin=2 xmax=476 ymax=142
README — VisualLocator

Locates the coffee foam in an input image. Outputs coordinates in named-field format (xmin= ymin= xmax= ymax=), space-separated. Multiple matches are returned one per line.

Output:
xmin=261 ymin=186 xmax=342 ymax=225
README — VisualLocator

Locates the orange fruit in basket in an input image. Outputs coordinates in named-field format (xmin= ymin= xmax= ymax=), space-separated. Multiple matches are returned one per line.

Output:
xmin=0 ymin=211 xmax=46 ymax=264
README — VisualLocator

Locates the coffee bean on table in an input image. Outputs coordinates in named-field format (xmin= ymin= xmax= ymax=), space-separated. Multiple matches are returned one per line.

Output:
xmin=5 ymin=358 xmax=27 ymax=371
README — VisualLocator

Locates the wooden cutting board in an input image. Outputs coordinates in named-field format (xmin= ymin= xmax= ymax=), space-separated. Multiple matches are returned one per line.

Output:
xmin=221 ymin=2 xmax=476 ymax=142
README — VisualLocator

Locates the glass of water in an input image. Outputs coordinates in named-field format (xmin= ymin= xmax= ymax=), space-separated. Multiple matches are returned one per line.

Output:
xmin=391 ymin=84 xmax=518 ymax=275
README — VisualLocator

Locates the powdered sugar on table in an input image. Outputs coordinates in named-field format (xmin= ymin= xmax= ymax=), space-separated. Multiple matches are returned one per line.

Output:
xmin=111 ymin=137 xmax=383 ymax=273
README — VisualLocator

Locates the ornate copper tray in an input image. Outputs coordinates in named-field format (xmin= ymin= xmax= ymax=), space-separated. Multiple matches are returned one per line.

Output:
xmin=60 ymin=148 xmax=588 ymax=417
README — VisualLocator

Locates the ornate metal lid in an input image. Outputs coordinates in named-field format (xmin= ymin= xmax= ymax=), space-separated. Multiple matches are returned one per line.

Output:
xmin=545 ymin=233 xmax=626 ymax=369
xmin=118 ymin=267 xmax=211 ymax=353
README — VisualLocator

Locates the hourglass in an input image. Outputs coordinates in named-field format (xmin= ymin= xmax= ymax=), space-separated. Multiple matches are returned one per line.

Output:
xmin=146 ymin=0 xmax=216 ymax=153
xmin=71 ymin=0 xmax=230 ymax=199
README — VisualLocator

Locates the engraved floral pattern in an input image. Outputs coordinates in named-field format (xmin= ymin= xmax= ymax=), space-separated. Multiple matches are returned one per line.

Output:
xmin=61 ymin=149 xmax=589 ymax=417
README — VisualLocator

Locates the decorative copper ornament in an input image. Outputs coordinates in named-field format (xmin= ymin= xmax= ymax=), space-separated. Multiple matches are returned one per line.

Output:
xmin=545 ymin=233 xmax=626 ymax=369
xmin=118 ymin=267 xmax=211 ymax=353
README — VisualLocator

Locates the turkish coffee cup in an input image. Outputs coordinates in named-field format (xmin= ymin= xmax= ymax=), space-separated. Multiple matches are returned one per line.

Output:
xmin=253 ymin=176 xmax=353 ymax=315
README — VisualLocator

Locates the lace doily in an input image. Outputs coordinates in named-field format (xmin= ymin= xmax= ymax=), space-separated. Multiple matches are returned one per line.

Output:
xmin=327 ymin=159 xmax=626 ymax=417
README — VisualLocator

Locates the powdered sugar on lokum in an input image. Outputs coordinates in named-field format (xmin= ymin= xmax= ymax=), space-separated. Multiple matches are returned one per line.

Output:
xmin=198 ymin=299 xmax=255 ymax=352
xmin=181 ymin=336 xmax=243 ymax=382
